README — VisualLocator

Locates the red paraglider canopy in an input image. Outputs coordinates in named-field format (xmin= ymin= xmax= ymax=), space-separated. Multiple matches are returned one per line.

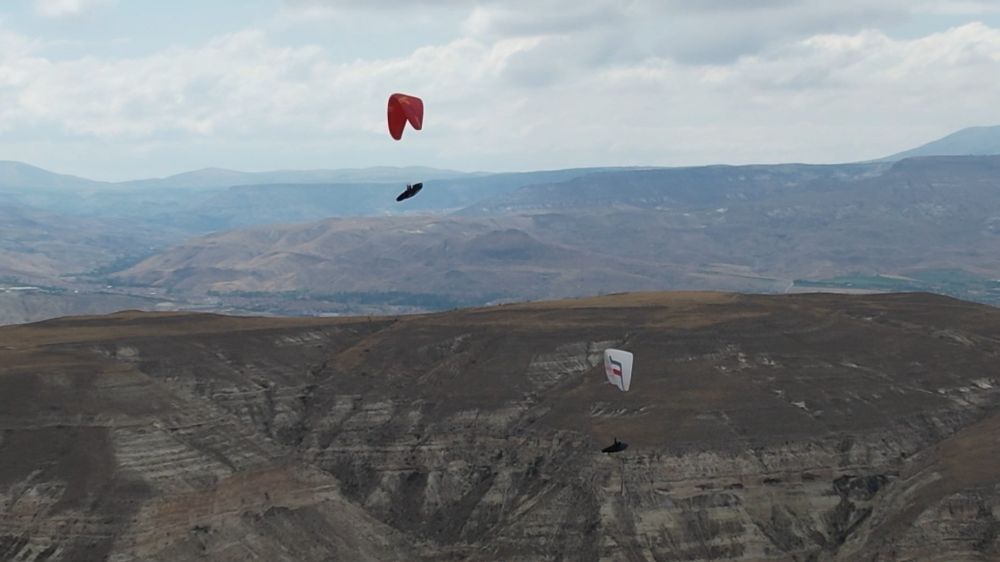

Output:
xmin=387 ymin=93 xmax=423 ymax=140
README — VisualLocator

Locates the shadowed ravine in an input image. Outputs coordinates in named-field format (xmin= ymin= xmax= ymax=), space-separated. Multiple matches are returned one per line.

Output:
xmin=1 ymin=292 xmax=999 ymax=561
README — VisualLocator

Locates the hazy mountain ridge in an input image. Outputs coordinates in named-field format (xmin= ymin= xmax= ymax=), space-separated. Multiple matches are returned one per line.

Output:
xmin=0 ymin=204 xmax=180 ymax=283
xmin=186 ymin=168 xmax=639 ymax=230
xmin=109 ymin=155 xmax=1000 ymax=313
xmin=459 ymin=162 xmax=888 ymax=215
xmin=0 ymin=161 xmax=106 ymax=191
xmin=2 ymin=126 xmax=1000 ymax=322
xmin=0 ymin=166 xmax=651 ymax=322
xmin=125 ymin=165 xmax=479 ymax=189
xmin=883 ymin=125 xmax=1000 ymax=161
xmin=0 ymin=162 xmax=477 ymax=192
xmin=112 ymin=215 xmax=670 ymax=301
xmin=0 ymin=166 xmax=630 ymax=230
xmin=2 ymin=123 xmax=996 ymax=193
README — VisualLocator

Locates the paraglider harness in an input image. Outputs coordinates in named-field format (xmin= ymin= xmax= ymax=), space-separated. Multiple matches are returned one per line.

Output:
xmin=602 ymin=437 xmax=628 ymax=454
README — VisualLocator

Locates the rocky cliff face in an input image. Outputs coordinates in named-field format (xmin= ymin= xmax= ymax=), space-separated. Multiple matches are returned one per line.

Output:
xmin=1 ymin=292 xmax=999 ymax=561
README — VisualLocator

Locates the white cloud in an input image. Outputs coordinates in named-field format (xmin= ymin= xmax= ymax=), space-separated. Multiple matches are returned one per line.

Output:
xmin=34 ymin=0 xmax=113 ymax=18
xmin=1 ymin=3 xmax=1000 ymax=179
xmin=914 ymin=1 xmax=1000 ymax=15
xmin=284 ymin=0 xmax=483 ymax=8
xmin=463 ymin=0 xmax=626 ymax=38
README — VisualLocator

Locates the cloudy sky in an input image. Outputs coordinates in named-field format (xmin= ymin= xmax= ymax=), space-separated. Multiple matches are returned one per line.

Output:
xmin=1 ymin=0 xmax=999 ymax=180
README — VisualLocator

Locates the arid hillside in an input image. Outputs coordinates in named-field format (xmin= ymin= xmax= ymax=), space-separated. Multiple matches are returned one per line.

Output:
xmin=1 ymin=292 xmax=999 ymax=561
xmin=5 ymin=156 xmax=1000 ymax=323
xmin=112 ymin=156 xmax=1000 ymax=310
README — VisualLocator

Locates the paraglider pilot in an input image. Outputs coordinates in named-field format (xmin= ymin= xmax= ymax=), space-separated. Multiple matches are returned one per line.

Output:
xmin=396 ymin=182 xmax=423 ymax=202
xmin=602 ymin=437 xmax=628 ymax=453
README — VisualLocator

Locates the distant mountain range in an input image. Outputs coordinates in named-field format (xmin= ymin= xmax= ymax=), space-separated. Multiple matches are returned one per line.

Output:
xmin=0 ymin=161 xmax=479 ymax=191
xmin=124 ymin=166 xmax=481 ymax=189
xmin=1 ymin=125 xmax=997 ymax=193
xmin=882 ymin=125 xmax=1000 ymax=161
xmin=111 ymin=155 xmax=1000 ymax=312
xmin=3 ymin=127 xmax=1000 ymax=321
xmin=0 ymin=161 xmax=106 ymax=191
xmin=0 ymin=160 xmax=644 ymax=231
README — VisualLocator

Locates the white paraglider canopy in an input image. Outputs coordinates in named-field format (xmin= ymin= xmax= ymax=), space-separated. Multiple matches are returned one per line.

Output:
xmin=603 ymin=348 xmax=633 ymax=392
